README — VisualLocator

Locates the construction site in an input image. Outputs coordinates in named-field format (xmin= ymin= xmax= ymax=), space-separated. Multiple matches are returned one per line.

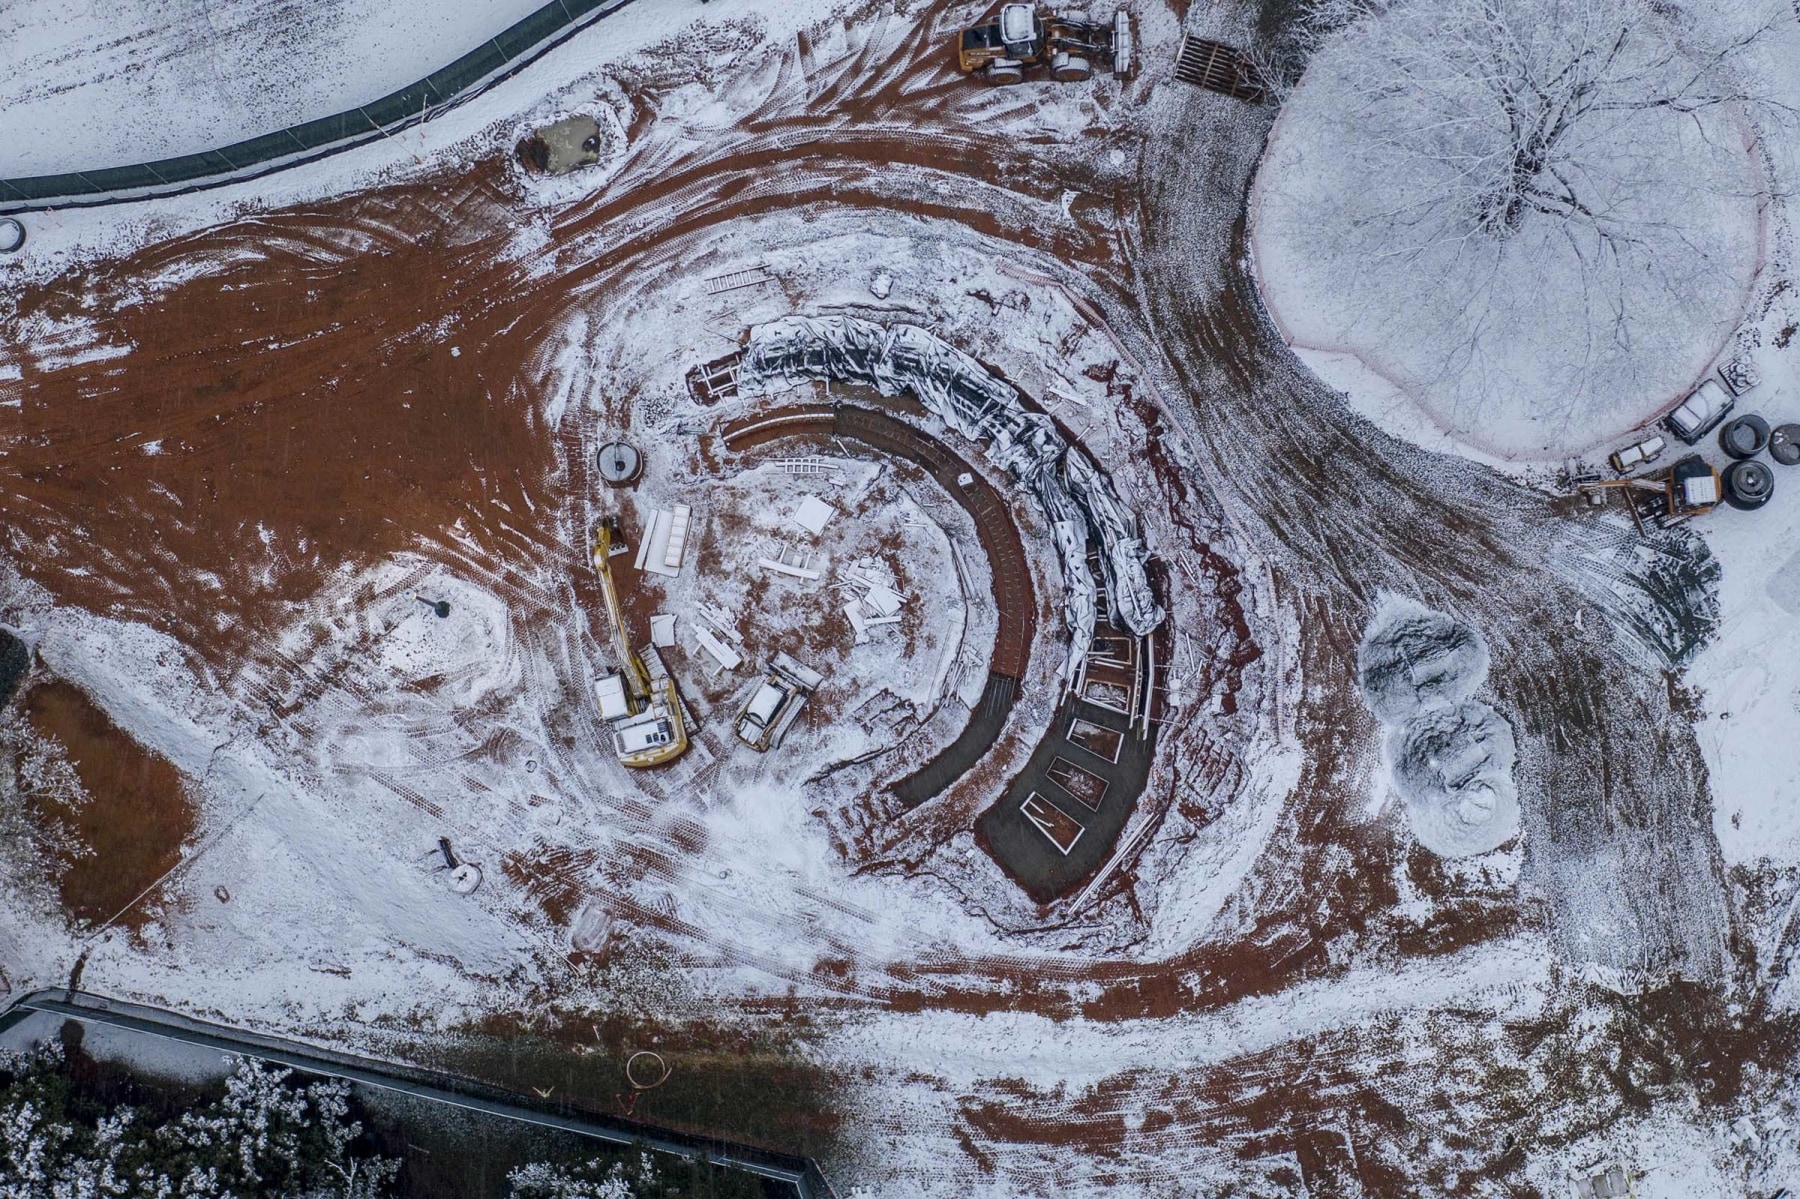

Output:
xmin=4 ymin=0 xmax=1800 ymax=1196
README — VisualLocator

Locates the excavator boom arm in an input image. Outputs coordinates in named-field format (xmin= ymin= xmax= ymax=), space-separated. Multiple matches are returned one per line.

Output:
xmin=592 ymin=523 xmax=651 ymax=705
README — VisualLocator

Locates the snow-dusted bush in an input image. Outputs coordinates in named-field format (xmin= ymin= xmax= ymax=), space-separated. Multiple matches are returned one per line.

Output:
xmin=505 ymin=1149 xmax=759 ymax=1199
xmin=1254 ymin=0 xmax=1780 ymax=457
xmin=507 ymin=1157 xmax=638 ymax=1199
xmin=0 ymin=1044 xmax=398 ymax=1198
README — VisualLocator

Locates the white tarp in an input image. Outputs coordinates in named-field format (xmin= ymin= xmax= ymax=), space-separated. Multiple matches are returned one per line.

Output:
xmin=734 ymin=315 xmax=1165 ymax=683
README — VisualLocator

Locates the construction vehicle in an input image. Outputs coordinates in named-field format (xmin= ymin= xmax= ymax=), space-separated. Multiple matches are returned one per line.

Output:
xmin=590 ymin=518 xmax=689 ymax=768
xmin=956 ymin=4 xmax=1134 ymax=84
xmin=734 ymin=652 xmax=825 ymax=752
xmin=1579 ymin=453 xmax=1722 ymax=531
xmin=1608 ymin=433 xmax=1666 ymax=474
xmin=1665 ymin=379 xmax=1734 ymax=444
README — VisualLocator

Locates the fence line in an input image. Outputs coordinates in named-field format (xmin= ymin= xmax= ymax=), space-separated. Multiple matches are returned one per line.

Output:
xmin=0 ymin=0 xmax=641 ymax=215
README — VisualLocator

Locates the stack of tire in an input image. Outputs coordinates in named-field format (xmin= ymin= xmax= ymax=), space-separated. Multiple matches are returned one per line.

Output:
xmin=1718 ymin=414 xmax=1783 ymax=510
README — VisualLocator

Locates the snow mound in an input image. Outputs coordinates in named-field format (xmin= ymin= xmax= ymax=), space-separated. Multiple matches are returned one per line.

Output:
xmin=1252 ymin=0 xmax=1763 ymax=460
xmin=1357 ymin=596 xmax=1518 ymax=855
xmin=1356 ymin=596 xmax=1488 ymax=723
xmin=1388 ymin=701 xmax=1520 ymax=857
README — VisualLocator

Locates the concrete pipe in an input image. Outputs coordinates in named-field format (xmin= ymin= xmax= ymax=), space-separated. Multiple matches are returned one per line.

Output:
xmin=1770 ymin=424 xmax=1800 ymax=467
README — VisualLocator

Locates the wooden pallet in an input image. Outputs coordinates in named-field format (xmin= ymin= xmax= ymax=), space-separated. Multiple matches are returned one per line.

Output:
xmin=685 ymin=352 xmax=742 ymax=405
xmin=1172 ymin=35 xmax=1267 ymax=102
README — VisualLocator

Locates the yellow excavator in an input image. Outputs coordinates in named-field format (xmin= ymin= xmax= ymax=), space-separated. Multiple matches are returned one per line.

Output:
xmin=590 ymin=518 xmax=689 ymax=768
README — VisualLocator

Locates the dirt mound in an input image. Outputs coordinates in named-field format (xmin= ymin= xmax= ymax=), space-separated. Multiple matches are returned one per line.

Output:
xmin=20 ymin=679 xmax=195 ymax=930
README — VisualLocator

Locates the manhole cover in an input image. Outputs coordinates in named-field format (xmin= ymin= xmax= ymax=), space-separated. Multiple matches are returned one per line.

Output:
xmin=596 ymin=441 xmax=641 ymax=485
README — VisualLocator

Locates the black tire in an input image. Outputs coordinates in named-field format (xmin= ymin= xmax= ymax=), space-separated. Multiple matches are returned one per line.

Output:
xmin=0 ymin=217 xmax=23 ymax=254
xmin=1719 ymin=414 xmax=1770 ymax=460
xmin=1052 ymin=54 xmax=1092 ymax=82
xmin=987 ymin=63 xmax=1025 ymax=85
xmin=1724 ymin=459 xmax=1775 ymax=510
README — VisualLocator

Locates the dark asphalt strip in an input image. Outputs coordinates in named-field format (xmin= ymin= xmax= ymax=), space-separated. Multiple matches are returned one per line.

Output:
xmin=3 ymin=990 xmax=831 ymax=1198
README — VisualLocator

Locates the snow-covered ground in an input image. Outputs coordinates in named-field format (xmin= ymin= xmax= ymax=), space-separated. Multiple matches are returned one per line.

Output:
xmin=1254 ymin=0 xmax=1800 ymax=891
xmin=4 ymin=0 xmax=1800 ymax=1193
xmin=0 ymin=0 xmax=551 ymax=175
xmin=1251 ymin=0 xmax=1774 ymax=464
xmin=1686 ymin=307 xmax=1800 ymax=875
xmin=0 ymin=0 xmax=827 ymax=274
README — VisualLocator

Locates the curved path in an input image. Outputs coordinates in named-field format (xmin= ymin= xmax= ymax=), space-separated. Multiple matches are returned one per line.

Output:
xmin=719 ymin=402 xmax=1034 ymax=810
xmin=721 ymin=400 xmax=1167 ymax=904
xmin=0 ymin=0 xmax=641 ymax=213
xmin=1132 ymin=15 xmax=1730 ymax=980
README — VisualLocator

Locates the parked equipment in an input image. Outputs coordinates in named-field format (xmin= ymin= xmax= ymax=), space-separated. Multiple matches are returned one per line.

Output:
xmin=1608 ymin=433 xmax=1666 ymax=474
xmin=733 ymin=652 xmax=824 ymax=752
xmin=1580 ymin=453 xmax=1722 ymax=528
xmin=1665 ymin=379 xmax=1735 ymax=444
xmin=591 ymin=519 xmax=689 ymax=768
xmin=956 ymin=5 xmax=1134 ymax=84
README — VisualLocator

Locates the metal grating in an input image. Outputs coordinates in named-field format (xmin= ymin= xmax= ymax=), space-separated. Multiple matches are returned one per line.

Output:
xmin=1172 ymin=35 xmax=1268 ymax=102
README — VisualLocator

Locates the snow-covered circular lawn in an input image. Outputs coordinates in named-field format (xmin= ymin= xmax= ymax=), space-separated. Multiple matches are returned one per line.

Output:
xmin=1251 ymin=0 xmax=1765 ymax=461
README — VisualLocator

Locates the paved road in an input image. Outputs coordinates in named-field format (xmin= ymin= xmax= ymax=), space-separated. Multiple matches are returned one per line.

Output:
xmin=1 ymin=989 xmax=832 ymax=1199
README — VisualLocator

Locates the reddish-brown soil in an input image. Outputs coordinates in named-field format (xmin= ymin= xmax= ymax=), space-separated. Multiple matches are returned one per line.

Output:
xmin=0 ymin=7 xmax=1678 ymax=1187
xmin=0 ymin=1 xmax=1512 ymax=1019
xmin=20 ymin=680 xmax=196 ymax=930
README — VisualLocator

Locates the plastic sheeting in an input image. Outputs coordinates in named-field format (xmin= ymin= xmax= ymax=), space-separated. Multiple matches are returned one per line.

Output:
xmin=735 ymin=315 xmax=1165 ymax=683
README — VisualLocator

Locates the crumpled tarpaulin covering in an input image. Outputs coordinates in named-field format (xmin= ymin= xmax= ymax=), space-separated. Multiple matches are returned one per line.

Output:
xmin=735 ymin=315 xmax=1165 ymax=683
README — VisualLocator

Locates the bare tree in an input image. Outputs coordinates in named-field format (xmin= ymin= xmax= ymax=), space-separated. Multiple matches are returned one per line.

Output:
xmin=1251 ymin=0 xmax=1787 ymax=447
xmin=1270 ymin=0 xmax=1786 ymax=255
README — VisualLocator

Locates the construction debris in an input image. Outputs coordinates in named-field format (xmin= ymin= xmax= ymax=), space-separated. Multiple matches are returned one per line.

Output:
xmin=838 ymin=561 xmax=909 ymax=643
xmin=733 ymin=651 xmax=825 ymax=751
xmin=635 ymin=504 xmax=693 ymax=578
xmin=705 ymin=265 xmax=774 ymax=296
xmin=735 ymin=315 xmax=1165 ymax=683
xmin=759 ymin=542 xmax=824 ymax=580
xmin=1171 ymin=34 xmax=1267 ymax=101
xmin=693 ymin=625 xmax=743 ymax=670
xmin=792 ymin=495 xmax=838 ymax=535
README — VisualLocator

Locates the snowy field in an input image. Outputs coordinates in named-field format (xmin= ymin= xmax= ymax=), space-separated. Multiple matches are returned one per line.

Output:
xmin=4 ymin=0 xmax=1800 ymax=1194
xmin=0 ymin=0 xmax=549 ymax=174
